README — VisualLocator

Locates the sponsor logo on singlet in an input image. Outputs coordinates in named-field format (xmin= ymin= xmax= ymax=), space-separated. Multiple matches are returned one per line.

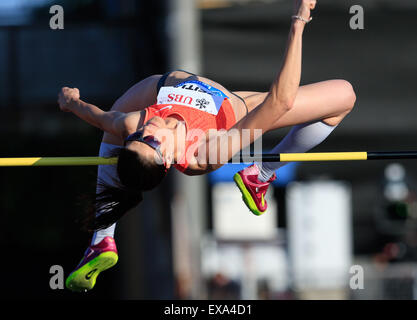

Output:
xmin=157 ymin=81 xmax=227 ymax=116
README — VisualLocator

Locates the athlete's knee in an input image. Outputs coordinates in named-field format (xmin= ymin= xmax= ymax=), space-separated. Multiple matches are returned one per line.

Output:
xmin=322 ymin=81 xmax=356 ymax=127
xmin=337 ymin=80 xmax=357 ymax=113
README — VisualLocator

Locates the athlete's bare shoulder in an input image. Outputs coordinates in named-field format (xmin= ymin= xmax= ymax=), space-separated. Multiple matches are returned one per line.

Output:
xmin=112 ymin=110 xmax=145 ymax=140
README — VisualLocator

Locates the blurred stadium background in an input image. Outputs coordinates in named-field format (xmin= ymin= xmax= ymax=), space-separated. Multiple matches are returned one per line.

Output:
xmin=0 ymin=0 xmax=416 ymax=299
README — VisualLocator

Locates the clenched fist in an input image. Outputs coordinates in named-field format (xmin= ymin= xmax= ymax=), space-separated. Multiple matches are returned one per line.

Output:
xmin=58 ymin=87 xmax=80 ymax=112
xmin=294 ymin=0 xmax=317 ymax=22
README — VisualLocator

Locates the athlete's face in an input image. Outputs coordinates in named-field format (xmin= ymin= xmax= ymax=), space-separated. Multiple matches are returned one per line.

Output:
xmin=126 ymin=116 xmax=186 ymax=168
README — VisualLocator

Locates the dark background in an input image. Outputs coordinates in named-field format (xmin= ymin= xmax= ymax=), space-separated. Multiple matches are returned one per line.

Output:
xmin=0 ymin=0 xmax=416 ymax=299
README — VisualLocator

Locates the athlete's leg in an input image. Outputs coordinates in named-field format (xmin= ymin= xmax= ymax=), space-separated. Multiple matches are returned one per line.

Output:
xmin=66 ymin=141 xmax=120 ymax=291
xmin=67 ymin=75 xmax=164 ymax=291
xmin=237 ymin=79 xmax=355 ymax=127
xmin=257 ymin=120 xmax=337 ymax=181
xmin=234 ymin=79 xmax=356 ymax=215
xmin=89 ymin=76 xmax=159 ymax=245
xmin=90 ymin=142 xmax=119 ymax=245
xmin=256 ymin=79 xmax=356 ymax=179
xmin=92 ymin=70 xmax=199 ymax=243
xmin=272 ymin=79 xmax=356 ymax=128
xmin=89 ymin=74 xmax=168 ymax=244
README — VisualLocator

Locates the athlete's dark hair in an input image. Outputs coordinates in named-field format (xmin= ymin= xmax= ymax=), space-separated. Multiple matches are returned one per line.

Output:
xmin=85 ymin=147 xmax=167 ymax=231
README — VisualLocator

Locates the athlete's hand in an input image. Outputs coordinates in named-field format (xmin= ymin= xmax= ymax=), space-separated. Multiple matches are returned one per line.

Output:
xmin=294 ymin=0 xmax=316 ymax=22
xmin=58 ymin=87 xmax=80 ymax=112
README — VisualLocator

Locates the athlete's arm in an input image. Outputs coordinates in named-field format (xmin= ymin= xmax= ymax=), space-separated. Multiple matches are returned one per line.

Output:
xmin=198 ymin=0 xmax=316 ymax=172
xmin=58 ymin=87 xmax=141 ymax=139
xmin=58 ymin=73 xmax=161 ymax=131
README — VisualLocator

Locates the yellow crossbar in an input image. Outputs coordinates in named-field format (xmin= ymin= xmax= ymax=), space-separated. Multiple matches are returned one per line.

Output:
xmin=279 ymin=152 xmax=367 ymax=162
xmin=0 ymin=151 xmax=415 ymax=166
xmin=0 ymin=157 xmax=118 ymax=167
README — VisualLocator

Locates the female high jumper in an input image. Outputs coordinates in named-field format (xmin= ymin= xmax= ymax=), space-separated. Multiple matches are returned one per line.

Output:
xmin=58 ymin=0 xmax=356 ymax=292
